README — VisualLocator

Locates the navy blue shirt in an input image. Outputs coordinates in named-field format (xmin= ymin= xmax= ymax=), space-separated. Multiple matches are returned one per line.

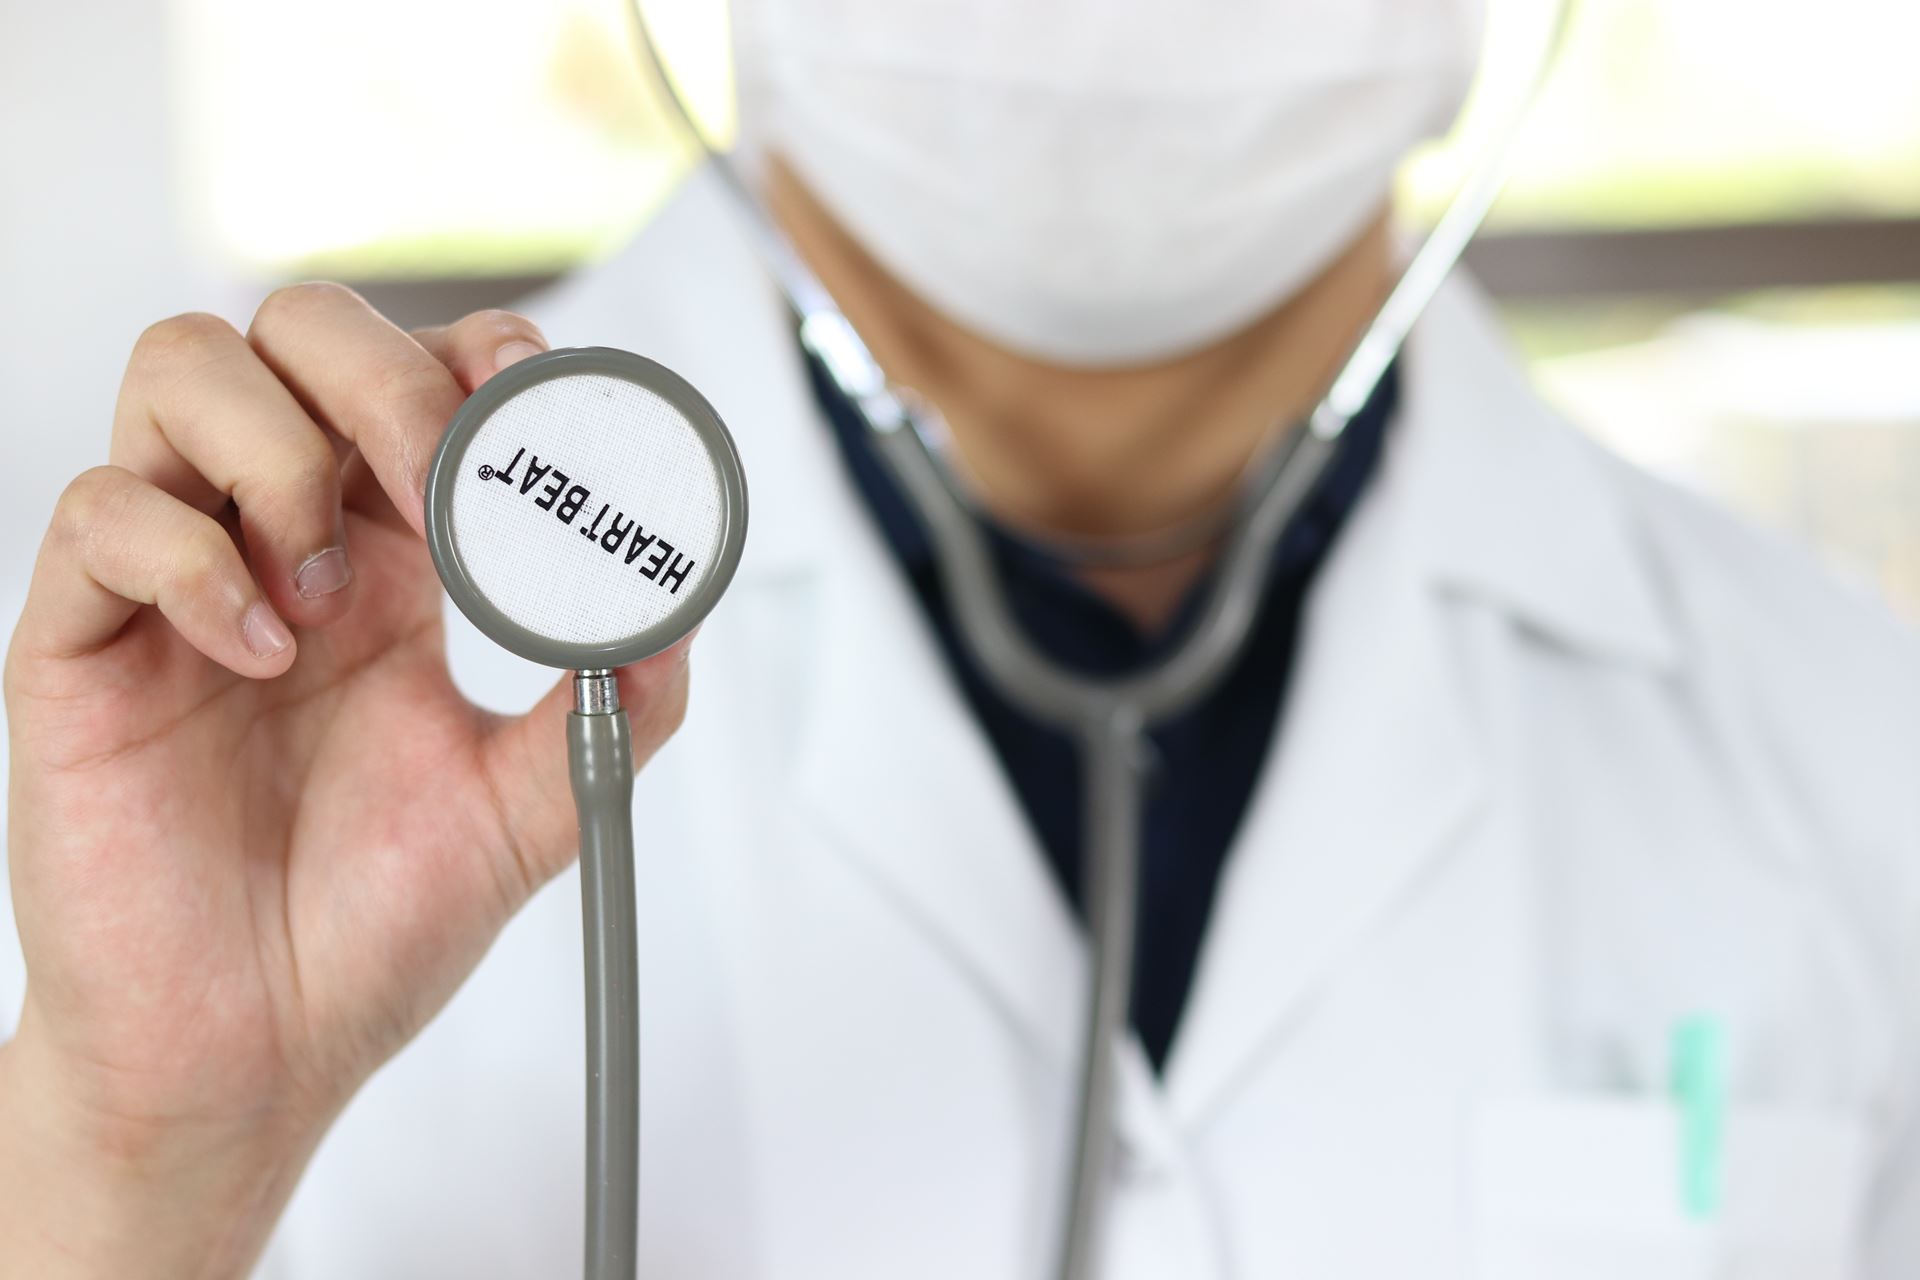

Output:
xmin=804 ymin=350 xmax=1398 ymax=1072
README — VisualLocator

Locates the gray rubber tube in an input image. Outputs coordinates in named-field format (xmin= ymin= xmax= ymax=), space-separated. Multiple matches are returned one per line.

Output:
xmin=571 ymin=705 xmax=639 ymax=1280
xmin=1056 ymin=712 xmax=1149 ymax=1280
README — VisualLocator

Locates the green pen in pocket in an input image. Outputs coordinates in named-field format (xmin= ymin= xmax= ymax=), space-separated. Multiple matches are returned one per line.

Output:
xmin=1670 ymin=1015 xmax=1731 ymax=1220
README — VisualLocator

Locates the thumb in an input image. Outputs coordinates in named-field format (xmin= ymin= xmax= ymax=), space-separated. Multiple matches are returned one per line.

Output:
xmin=474 ymin=634 xmax=695 ymax=899
xmin=412 ymin=309 xmax=550 ymax=395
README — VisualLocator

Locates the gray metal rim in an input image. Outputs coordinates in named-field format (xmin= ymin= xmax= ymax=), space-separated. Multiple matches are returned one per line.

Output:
xmin=424 ymin=346 xmax=749 ymax=670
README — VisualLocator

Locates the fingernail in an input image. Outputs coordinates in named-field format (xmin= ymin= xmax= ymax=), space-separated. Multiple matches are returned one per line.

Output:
xmin=294 ymin=546 xmax=353 ymax=599
xmin=494 ymin=340 xmax=543 ymax=373
xmin=243 ymin=603 xmax=293 ymax=658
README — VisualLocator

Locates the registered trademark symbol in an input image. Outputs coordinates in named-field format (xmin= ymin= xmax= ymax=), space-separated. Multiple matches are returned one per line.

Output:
xmin=478 ymin=464 xmax=495 ymax=480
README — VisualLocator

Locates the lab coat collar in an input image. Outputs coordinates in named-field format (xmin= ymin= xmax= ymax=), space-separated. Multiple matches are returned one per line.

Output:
xmin=776 ymin=267 xmax=1690 ymax=1125
xmin=1396 ymin=282 xmax=1682 ymax=672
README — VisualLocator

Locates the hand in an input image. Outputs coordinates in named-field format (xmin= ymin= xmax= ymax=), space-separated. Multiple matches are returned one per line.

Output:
xmin=0 ymin=285 xmax=693 ymax=1276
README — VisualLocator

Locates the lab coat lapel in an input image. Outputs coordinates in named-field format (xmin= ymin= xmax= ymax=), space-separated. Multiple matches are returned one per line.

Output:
xmin=1166 ymin=279 xmax=1679 ymax=1124
xmin=787 ymin=459 xmax=1087 ymax=1072
xmin=1163 ymin=433 xmax=1487 ymax=1124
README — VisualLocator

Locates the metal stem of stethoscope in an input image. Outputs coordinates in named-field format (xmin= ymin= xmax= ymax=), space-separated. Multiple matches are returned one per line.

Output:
xmin=625 ymin=4 xmax=1568 ymax=1275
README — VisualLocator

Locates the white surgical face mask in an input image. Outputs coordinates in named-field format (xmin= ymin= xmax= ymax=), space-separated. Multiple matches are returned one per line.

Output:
xmin=732 ymin=0 xmax=1485 ymax=368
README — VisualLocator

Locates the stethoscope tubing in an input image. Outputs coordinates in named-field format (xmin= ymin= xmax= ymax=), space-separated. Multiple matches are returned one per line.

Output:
xmin=571 ymin=672 xmax=641 ymax=1280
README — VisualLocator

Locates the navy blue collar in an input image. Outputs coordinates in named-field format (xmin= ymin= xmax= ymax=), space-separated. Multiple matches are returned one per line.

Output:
xmin=803 ymin=349 xmax=1400 ymax=667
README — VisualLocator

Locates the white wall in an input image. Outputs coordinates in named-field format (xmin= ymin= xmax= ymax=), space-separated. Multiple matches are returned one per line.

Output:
xmin=0 ymin=0 xmax=250 ymax=601
xmin=0 ymin=0 xmax=253 ymax=1025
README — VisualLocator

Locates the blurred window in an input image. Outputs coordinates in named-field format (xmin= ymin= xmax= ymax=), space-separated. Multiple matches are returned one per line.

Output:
xmin=174 ymin=0 xmax=731 ymax=277
xmin=1409 ymin=0 xmax=1920 ymax=229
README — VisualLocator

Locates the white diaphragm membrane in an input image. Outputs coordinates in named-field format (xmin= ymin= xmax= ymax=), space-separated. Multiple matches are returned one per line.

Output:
xmin=426 ymin=348 xmax=747 ymax=666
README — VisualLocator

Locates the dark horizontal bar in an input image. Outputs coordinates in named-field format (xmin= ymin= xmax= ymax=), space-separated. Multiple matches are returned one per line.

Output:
xmin=1463 ymin=217 xmax=1920 ymax=299
xmin=339 ymin=217 xmax=1920 ymax=329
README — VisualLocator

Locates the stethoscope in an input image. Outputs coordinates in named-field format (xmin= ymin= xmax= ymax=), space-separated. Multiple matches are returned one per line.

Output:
xmin=621 ymin=5 xmax=1570 ymax=1276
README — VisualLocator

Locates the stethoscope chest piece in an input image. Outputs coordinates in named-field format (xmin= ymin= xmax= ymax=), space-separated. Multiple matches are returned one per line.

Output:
xmin=425 ymin=345 xmax=748 ymax=669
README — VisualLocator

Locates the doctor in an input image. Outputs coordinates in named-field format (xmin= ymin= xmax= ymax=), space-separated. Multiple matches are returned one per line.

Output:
xmin=4 ymin=0 xmax=1920 ymax=1275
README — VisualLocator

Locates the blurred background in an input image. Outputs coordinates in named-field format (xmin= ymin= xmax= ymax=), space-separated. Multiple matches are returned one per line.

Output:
xmin=3 ymin=0 xmax=1919 ymax=622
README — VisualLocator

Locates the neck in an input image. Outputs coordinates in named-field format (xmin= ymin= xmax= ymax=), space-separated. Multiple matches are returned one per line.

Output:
xmin=764 ymin=157 xmax=1397 ymax=630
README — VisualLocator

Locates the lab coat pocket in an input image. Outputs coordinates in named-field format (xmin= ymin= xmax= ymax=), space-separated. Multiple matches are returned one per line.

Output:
xmin=1469 ymin=1096 xmax=1870 ymax=1280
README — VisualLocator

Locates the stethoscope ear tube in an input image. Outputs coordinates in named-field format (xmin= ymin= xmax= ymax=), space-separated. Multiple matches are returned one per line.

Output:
xmin=570 ymin=671 xmax=640 ymax=1280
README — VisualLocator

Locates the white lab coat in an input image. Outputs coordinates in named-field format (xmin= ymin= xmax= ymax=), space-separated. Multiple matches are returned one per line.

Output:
xmin=6 ymin=169 xmax=1920 ymax=1278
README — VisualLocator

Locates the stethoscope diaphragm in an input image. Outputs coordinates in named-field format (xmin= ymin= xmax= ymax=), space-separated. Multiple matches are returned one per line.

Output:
xmin=426 ymin=346 xmax=748 ymax=669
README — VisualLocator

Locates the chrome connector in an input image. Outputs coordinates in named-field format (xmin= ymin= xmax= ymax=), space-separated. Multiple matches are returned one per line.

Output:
xmin=573 ymin=669 xmax=621 ymax=715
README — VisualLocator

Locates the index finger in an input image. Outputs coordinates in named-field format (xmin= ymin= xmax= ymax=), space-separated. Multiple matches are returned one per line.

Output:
xmin=246 ymin=282 xmax=459 ymax=535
